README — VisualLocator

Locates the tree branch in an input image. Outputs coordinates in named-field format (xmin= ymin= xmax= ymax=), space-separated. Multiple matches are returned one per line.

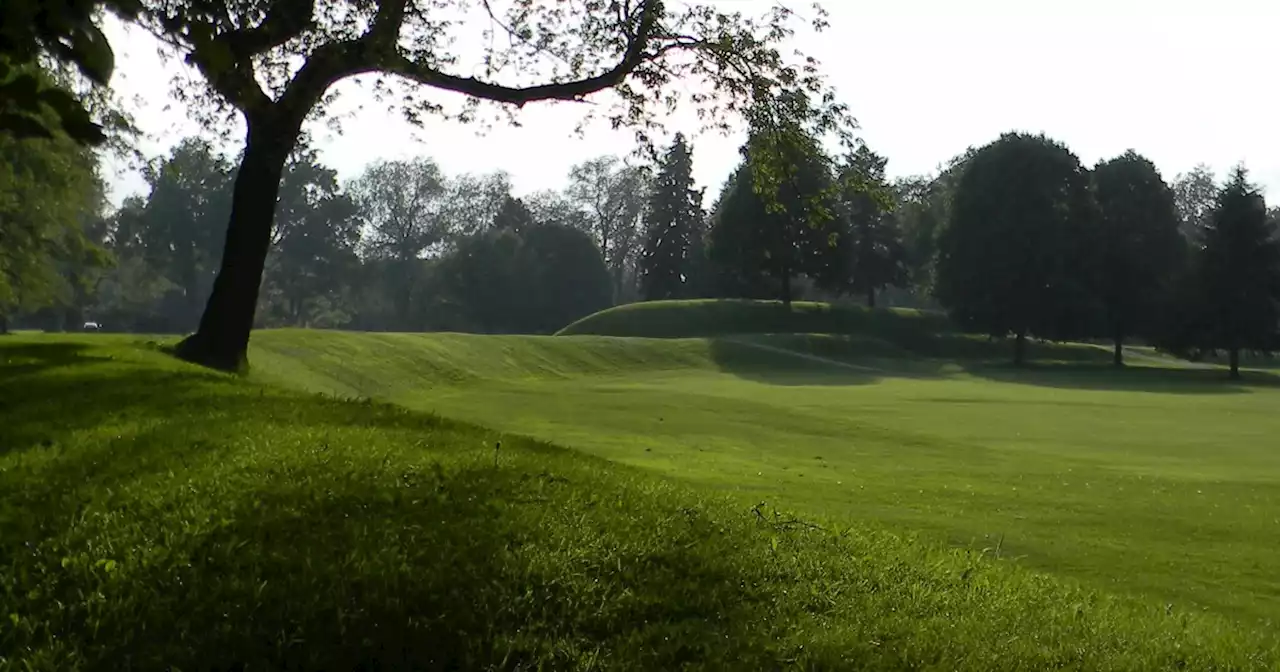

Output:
xmin=383 ymin=0 xmax=660 ymax=107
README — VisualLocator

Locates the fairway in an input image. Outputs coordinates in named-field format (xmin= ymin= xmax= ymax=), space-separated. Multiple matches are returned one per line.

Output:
xmin=253 ymin=329 xmax=1280 ymax=626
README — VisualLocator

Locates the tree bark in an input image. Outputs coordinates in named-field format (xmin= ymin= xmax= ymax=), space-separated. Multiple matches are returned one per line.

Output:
xmin=780 ymin=271 xmax=792 ymax=310
xmin=866 ymin=286 xmax=876 ymax=309
xmin=1013 ymin=329 xmax=1028 ymax=367
xmin=0 ymin=314 xmax=8 ymax=335
xmin=176 ymin=114 xmax=298 ymax=371
xmin=1229 ymin=347 xmax=1241 ymax=380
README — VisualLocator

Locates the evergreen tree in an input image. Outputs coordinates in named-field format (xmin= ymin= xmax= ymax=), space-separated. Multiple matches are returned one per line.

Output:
xmin=639 ymin=134 xmax=704 ymax=301
xmin=1196 ymin=166 xmax=1280 ymax=379
xmin=493 ymin=195 xmax=537 ymax=234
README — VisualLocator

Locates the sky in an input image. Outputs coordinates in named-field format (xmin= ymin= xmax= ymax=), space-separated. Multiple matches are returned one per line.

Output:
xmin=100 ymin=0 xmax=1280 ymax=208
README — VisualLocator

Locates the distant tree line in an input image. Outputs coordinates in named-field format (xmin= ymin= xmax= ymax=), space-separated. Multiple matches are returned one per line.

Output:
xmin=5 ymin=74 xmax=1280 ymax=377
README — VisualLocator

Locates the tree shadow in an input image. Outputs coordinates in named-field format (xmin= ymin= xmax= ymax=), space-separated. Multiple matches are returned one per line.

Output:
xmin=0 ymin=341 xmax=115 ymax=378
xmin=702 ymin=332 xmax=1273 ymax=395
xmin=706 ymin=336 xmax=891 ymax=386
xmin=960 ymin=361 xmax=1277 ymax=394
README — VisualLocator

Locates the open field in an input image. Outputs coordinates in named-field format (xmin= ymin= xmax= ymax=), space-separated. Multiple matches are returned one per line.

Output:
xmin=5 ymin=309 xmax=1280 ymax=668
xmin=251 ymin=325 xmax=1280 ymax=627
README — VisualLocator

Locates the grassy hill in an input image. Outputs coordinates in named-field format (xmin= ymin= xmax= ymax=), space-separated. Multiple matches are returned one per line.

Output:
xmin=557 ymin=299 xmax=1126 ymax=364
xmin=4 ymin=332 xmax=1280 ymax=669
xmin=557 ymin=299 xmax=954 ymax=339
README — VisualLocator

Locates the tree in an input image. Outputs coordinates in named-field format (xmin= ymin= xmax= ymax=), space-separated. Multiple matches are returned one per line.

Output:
xmin=347 ymin=157 xmax=446 ymax=329
xmin=131 ymin=0 xmax=851 ymax=369
xmin=491 ymin=195 xmax=536 ymax=234
xmin=1 ymin=0 xmax=139 ymax=145
xmin=125 ymin=138 xmax=233 ymax=330
xmin=261 ymin=147 xmax=361 ymax=326
xmin=1172 ymin=164 xmax=1218 ymax=243
xmin=891 ymin=148 xmax=975 ymax=301
xmin=1091 ymin=151 xmax=1184 ymax=366
xmin=433 ymin=222 xmax=611 ymax=334
xmin=566 ymin=155 xmax=650 ymax=300
xmin=708 ymin=99 xmax=845 ymax=308
xmin=437 ymin=170 xmax=515 ymax=242
xmin=835 ymin=145 xmax=906 ymax=308
xmin=0 ymin=116 xmax=106 ymax=332
xmin=1196 ymin=166 xmax=1280 ymax=379
xmin=527 ymin=189 xmax=591 ymax=231
xmin=639 ymin=133 xmax=704 ymax=301
xmin=935 ymin=132 xmax=1099 ymax=366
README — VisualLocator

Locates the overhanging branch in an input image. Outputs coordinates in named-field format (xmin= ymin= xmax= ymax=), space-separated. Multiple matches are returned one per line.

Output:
xmin=383 ymin=0 xmax=660 ymax=107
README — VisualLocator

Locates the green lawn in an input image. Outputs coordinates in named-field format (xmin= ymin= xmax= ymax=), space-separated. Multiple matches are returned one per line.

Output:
xmin=4 ymin=328 xmax=1280 ymax=669
xmin=253 ymin=329 xmax=1280 ymax=627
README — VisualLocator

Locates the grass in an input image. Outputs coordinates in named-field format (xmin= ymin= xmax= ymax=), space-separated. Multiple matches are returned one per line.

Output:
xmin=2 ymin=324 xmax=1280 ymax=668
xmin=251 ymin=328 xmax=1280 ymax=630
xmin=557 ymin=299 xmax=954 ymax=339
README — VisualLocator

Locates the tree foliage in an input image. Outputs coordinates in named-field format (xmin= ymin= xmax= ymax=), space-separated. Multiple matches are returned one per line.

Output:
xmin=1172 ymin=164 xmax=1218 ymax=243
xmin=1194 ymin=166 xmax=1280 ymax=378
xmin=0 ymin=117 xmax=106 ymax=330
xmin=834 ymin=145 xmax=906 ymax=307
xmin=566 ymin=155 xmax=650 ymax=300
xmin=1090 ymin=150 xmax=1184 ymax=365
xmin=639 ymin=133 xmax=704 ymax=302
xmin=707 ymin=128 xmax=842 ymax=306
xmin=433 ymin=222 xmax=611 ymax=334
xmin=935 ymin=132 xmax=1098 ymax=365
xmin=0 ymin=0 xmax=139 ymax=144
xmin=123 ymin=0 xmax=851 ymax=369
xmin=260 ymin=147 xmax=361 ymax=326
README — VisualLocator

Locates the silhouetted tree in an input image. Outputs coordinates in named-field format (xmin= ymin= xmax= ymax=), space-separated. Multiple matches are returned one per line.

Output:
xmin=348 ymin=157 xmax=446 ymax=329
xmin=434 ymin=223 xmax=611 ymax=334
xmin=1172 ymin=164 xmax=1218 ymax=243
xmin=1196 ymin=166 xmax=1280 ymax=379
xmin=935 ymin=132 xmax=1099 ymax=366
xmin=639 ymin=134 xmax=704 ymax=301
xmin=835 ymin=145 xmax=906 ymax=307
xmin=1091 ymin=150 xmax=1184 ymax=366
xmin=261 ymin=147 xmax=361 ymax=326
xmin=130 ymin=0 xmax=852 ymax=369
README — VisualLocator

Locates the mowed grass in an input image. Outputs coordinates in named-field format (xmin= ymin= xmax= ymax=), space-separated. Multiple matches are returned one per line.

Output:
xmin=2 ymin=336 xmax=1279 ymax=669
xmin=251 ymin=327 xmax=1280 ymax=630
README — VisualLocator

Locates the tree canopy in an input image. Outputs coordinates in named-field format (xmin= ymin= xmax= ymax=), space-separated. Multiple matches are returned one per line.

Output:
xmin=639 ymin=134 xmax=704 ymax=302
xmin=1194 ymin=166 xmax=1280 ymax=378
xmin=97 ymin=0 xmax=854 ymax=369
xmin=935 ymin=132 xmax=1098 ymax=365
xmin=1090 ymin=150 xmax=1184 ymax=366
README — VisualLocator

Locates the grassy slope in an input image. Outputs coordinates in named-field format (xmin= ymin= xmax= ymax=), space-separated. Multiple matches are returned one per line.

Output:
xmin=1 ymin=336 xmax=1277 ymax=669
xmin=251 ymin=327 xmax=1280 ymax=630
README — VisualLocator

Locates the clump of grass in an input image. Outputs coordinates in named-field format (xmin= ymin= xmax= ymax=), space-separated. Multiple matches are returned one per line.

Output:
xmin=1 ymin=336 xmax=1276 ymax=670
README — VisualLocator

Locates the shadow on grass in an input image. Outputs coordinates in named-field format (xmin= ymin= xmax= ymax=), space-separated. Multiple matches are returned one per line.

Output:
xmin=962 ymin=361 xmax=1280 ymax=394
xmin=0 ymin=350 xmax=798 ymax=668
xmin=705 ymin=332 xmax=1276 ymax=395
xmin=0 ymin=341 xmax=116 ymax=378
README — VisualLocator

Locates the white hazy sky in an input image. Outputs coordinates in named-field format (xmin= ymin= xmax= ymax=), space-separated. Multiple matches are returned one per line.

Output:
xmin=101 ymin=0 xmax=1280 ymax=207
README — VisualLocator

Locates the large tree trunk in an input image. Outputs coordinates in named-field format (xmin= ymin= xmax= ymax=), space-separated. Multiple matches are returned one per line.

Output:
xmin=1229 ymin=347 xmax=1241 ymax=380
xmin=0 ymin=314 xmax=8 ymax=335
xmin=780 ymin=271 xmax=792 ymax=310
xmin=866 ymin=286 xmax=876 ymax=309
xmin=176 ymin=114 xmax=298 ymax=371
xmin=1013 ymin=329 xmax=1028 ymax=367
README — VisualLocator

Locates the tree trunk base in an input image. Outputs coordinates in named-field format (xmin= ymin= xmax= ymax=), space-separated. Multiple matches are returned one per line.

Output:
xmin=1013 ymin=331 xmax=1028 ymax=367
xmin=174 ymin=331 xmax=248 ymax=373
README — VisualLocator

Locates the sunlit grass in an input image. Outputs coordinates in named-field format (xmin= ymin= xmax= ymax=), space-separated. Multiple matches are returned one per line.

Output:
xmin=2 ymin=332 xmax=1278 ymax=669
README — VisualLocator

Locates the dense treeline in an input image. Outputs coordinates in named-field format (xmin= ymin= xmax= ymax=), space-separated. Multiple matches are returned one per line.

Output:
xmin=6 ymin=97 xmax=1280 ymax=376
